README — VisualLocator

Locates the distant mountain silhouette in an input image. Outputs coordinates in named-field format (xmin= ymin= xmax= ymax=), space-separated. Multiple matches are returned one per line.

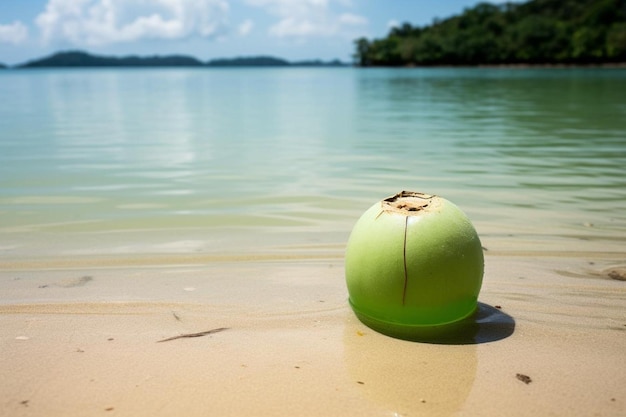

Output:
xmin=207 ymin=56 xmax=290 ymax=66
xmin=15 ymin=51 xmax=349 ymax=68
xmin=18 ymin=51 xmax=203 ymax=68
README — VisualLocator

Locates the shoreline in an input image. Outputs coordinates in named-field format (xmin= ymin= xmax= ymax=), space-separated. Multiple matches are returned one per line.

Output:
xmin=1 ymin=247 xmax=625 ymax=271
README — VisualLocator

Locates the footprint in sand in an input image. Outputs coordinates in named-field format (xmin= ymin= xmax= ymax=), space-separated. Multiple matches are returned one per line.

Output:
xmin=606 ymin=267 xmax=626 ymax=281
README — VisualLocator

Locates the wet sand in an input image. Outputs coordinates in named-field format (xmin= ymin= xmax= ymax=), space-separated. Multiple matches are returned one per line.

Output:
xmin=1 ymin=248 xmax=625 ymax=417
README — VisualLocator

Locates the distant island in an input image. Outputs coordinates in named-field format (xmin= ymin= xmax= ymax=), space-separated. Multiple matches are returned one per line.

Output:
xmin=13 ymin=51 xmax=349 ymax=69
xmin=206 ymin=56 xmax=344 ymax=67
xmin=354 ymin=0 xmax=626 ymax=66
xmin=206 ymin=56 xmax=289 ymax=67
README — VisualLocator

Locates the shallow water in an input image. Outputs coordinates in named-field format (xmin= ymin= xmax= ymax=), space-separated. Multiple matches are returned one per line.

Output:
xmin=0 ymin=67 xmax=625 ymax=257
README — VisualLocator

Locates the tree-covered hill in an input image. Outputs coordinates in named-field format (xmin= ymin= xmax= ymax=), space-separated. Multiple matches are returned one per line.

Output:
xmin=354 ymin=0 xmax=626 ymax=66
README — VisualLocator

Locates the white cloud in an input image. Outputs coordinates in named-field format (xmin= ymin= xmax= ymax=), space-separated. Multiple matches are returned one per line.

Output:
xmin=36 ymin=0 xmax=230 ymax=46
xmin=0 ymin=21 xmax=29 ymax=44
xmin=238 ymin=19 xmax=254 ymax=36
xmin=387 ymin=19 xmax=400 ymax=29
xmin=339 ymin=13 xmax=366 ymax=26
xmin=246 ymin=0 xmax=366 ymax=38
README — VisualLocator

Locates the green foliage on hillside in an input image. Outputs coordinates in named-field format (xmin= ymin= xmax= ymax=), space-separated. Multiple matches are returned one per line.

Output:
xmin=354 ymin=0 xmax=626 ymax=66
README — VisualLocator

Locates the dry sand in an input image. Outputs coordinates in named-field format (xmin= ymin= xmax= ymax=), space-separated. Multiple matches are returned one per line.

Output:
xmin=1 ymin=249 xmax=625 ymax=417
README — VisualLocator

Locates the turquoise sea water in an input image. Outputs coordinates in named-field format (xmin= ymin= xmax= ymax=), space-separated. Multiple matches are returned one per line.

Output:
xmin=0 ymin=67 xmax=625 ymax=258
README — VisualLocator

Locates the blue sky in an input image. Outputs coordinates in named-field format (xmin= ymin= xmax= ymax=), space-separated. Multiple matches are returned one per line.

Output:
xmin=0 ymin=0 xmax=506 ymax=65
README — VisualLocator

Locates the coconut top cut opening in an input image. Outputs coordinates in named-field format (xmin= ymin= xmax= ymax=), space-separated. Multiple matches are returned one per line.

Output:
xmin=381 ymin=191 xmax=439 ymax=216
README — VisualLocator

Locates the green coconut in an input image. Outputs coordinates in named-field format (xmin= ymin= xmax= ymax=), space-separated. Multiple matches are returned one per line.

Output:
xmin=345 ymin=191 xmax=484 ymax=341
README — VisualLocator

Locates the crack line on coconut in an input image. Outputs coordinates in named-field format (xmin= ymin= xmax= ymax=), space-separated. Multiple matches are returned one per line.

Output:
xmin=403 ymin=215 xmax=409 ymax=305
xmin=380 ymin=191 xmax=435 ymax=306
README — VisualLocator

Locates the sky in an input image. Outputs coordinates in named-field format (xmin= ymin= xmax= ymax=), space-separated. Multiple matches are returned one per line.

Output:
xmin=0 ymin=0 xmax=507 ymax=65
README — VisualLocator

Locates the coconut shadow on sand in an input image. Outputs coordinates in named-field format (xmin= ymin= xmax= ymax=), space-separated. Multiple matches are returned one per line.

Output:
xmin=428 ymin=302 xmax=516 ymax=345
xmin=352 ymin=302 xmax=515 ymax=345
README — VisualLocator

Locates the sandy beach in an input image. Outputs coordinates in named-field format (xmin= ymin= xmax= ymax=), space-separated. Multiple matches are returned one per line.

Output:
xmin=1 ymin=246 xmax=624 ymax=417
